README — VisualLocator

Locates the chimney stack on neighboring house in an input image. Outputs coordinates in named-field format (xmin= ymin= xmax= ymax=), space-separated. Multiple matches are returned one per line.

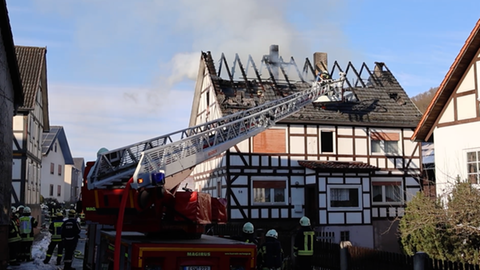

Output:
xmin=269 ymin=44 xmax=279 ymax=79
xmin=374 ymin=62 xmax=385 ymax=77
xmin=314 ymin=52 xmax=328 ymax=74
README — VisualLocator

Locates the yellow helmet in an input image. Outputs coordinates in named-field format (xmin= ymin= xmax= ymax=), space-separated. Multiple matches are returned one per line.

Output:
xmin=56 ymin=212 xmax=64 ymax=218
xmin=68 ymin=209 xmax=76 ymax=217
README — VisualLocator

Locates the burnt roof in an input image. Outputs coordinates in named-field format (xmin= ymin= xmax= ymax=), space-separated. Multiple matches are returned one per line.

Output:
xmin=298 ymin=160 xmax=379 ymax=172
xmin=201 ymin=50 xmax=422 ymax=128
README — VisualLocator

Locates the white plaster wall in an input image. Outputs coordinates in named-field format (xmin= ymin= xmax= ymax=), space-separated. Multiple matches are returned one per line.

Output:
xmin=438 ymin=101 xmax=455 ymax=123
xmin=338 ymin=137 xmax=353 ymax=155
xmin=290 ymin=136 xmax=304 ymax=154
xmin=64 ymin=165 xmax=73 ymax=202
xmin=434 ymin=122 xmax=480 ymax=199
xmin=458 ymin=64 xmax=475 ymax=93
xmin=40 ymin=139 xmax=66 ymax=203
xmin=457 ymin=94 xmax=477 ymax=120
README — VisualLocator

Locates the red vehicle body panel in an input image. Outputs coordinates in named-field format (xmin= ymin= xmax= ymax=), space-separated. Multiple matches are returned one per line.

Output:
xmin=101 ymin=231 xmax=256 ymax=270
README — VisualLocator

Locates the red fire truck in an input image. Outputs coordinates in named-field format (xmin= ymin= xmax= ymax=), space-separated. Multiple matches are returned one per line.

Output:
xmin=80 ymin=67 xmax=345 ymax=270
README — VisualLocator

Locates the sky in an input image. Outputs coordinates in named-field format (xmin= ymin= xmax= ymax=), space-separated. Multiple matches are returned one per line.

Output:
xmin=5 ymin=0 xmax=480 ymax=163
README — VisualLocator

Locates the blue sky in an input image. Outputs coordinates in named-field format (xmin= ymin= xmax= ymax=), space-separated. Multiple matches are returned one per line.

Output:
xmin=6 ymin=0 xmax=479 ymax=162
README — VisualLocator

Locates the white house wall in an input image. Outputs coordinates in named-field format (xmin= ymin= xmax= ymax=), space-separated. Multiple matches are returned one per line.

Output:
xmin=432 ymin=55 xmax=480 ymax=200
xmin=434 ymin=122 xmax=480 ymax=198
xmin=40 ymin=139 xmax=66 ymax=203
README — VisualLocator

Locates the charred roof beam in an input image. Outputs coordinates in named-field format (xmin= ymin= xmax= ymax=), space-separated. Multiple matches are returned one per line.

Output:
xmin=303 ymin=58 xmax=316 ymax=81
xmin=217 ymin=53 xmax=234 ymax=85
xmin=232 ymin=53 xmax=251 ymax=92
xmin=245 ymin=55 xmax=266 ymax=93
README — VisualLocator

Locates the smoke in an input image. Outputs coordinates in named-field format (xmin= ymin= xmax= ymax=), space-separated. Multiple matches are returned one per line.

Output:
xmin=30 ymin=0 xmax=354 ymax=91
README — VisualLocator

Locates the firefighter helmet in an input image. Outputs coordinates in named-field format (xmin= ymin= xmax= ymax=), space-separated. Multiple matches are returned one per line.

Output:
xmin=68 ymin=209 xmax=76 ymax=217
xmin=23 ymin=206 xmax=31 ymax=214
xmin=17 ymin=205 xmax=24 ymax=212
xmin=266 ymin=229 xmax=278 ymax=239
xmin=300 ymin=216 xmax=311 ymax=226
xmin=56 ymin=212 xmax=64 ymax=218
xmin=11 ymin=206 xmax=16 ymax=213
xmin=242 ymin=222 xmax=254 ymax=234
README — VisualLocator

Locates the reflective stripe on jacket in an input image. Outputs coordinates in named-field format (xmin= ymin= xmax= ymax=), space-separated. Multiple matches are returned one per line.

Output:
xmin=8 ymin=219 xmax=21 ymax=243
xmin=50 ymin=220 xmax=64 ymax=241
xmin=294 ymin=228 xmax=314 ymax=256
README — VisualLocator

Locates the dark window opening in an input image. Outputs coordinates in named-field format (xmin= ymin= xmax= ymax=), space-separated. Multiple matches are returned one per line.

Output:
xmin=321 ymin=131 xmax=333 ymax=152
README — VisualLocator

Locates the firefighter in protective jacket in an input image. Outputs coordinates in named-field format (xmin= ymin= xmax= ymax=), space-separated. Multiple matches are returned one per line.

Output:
xmin=241 ymin=222 xmax=258 ymax=245
xmin=61 ymin=209 xmax=81 ymax=270
xmin=294 ymin=216 xmax=315 ymax=270
xmin=8 ymin=207 xmax=21 ymax=266
xmin=257 ymin=229 xmax=284 ymax=270
xmin=43 ymin=211 xmax=65 ymax=265
xmin=19 ymin=206 xmax=38 ymax=262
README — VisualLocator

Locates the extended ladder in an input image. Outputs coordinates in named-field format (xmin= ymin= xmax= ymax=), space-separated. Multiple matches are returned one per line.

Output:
xmin=87 ymin=75 xmax=345 ymax=190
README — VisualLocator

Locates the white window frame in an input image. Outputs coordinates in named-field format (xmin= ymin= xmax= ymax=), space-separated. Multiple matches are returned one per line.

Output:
xmin=327 ymin=185 xmax=362 ymax=211
xmin=371 ymin=140 xmax=399 ymax=155
xmin=467 ymin=149 xmax=480 ymax=184
xmin=371 ymin=179 xmax=403 ymax=205
xmin=252 ymin=177 xmax=288 ymax=205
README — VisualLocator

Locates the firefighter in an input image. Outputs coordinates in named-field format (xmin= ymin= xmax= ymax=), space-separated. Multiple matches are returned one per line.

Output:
xmin=61 ymin=209 xmax=81 ymax=270
xmin=44 ymin=211 xmax=65 ymax=265
xmin=19 ymin=206 xmax=38 ymax=262
xmin=242 ymin=222 xmax=258 ymax=245
xmin=8 ymin=207 xmax=21 ymax=266
xmin=16 ymin=205 xmax=24 ymax=222
xmin=294 ymin=216 xmax=315 ymax=270
xmin=257 ymin=229 xmax=283 ymax=270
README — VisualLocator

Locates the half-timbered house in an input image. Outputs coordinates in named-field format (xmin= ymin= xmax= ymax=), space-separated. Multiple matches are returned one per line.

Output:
xmin=413 ymin=19 xmax=480 ymax=201
xmin=12 ymin=46 xmax=50 ymax=219
xmin=189 ymin=45 xmax=423 ymax=252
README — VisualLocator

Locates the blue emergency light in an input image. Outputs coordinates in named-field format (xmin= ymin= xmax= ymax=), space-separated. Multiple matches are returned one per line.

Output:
xmin=151 ymin=171 xmax=165 ymax=186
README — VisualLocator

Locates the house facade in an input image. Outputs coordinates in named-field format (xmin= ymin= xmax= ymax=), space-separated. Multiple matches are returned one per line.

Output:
xmin=67 ymin=157 xmax=85 ymax=203
xmin=413 ymin=19 xmax=480 ymax=200
xmin=40 ymin=126 xmax=75 ymax=204
xmin=12 ymin=46 xmax=50 ymax=218
xmin=0 ymin=0 xmax=24 ymax=263
xmin=189 ymin=46 xmax=423 ymax=252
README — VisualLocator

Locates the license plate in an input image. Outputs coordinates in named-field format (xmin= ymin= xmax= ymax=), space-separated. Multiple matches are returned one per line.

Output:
xmin=183 ymin=267 xmax=211 ymax=270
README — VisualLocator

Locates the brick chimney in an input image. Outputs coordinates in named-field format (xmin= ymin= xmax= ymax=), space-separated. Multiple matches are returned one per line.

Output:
xmin=314 ymin=52 xmax=328 ymax=74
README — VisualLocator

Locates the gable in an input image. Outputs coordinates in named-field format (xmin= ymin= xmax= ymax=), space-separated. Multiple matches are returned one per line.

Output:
xmin=437 ymin=55 xmax=480 ymax=125
xmin=413 ymin=19 xmax=480 ymax=141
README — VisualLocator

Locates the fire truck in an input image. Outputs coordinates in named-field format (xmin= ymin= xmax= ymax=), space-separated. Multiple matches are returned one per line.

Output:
xmin=80 ymin=63 xmax=346 ymax=270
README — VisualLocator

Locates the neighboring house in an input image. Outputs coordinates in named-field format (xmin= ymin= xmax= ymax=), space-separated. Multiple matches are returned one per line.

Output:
xmin=12 ymin=45 xmax=50 ymax=218
xmin=413 ymin=19 xmax=480 ymax=200
xmin=0 ymin=0 xmax=24 ymax=263
xmin=421 ymin=142 xmax=435 ymax=198
xmin=68 ymin=157 xmax=85 ymax=203
xmin=40 ymin=126 xmax=74 ymax=204
xmin=189 ymin=46 xmax=423 ymax=253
